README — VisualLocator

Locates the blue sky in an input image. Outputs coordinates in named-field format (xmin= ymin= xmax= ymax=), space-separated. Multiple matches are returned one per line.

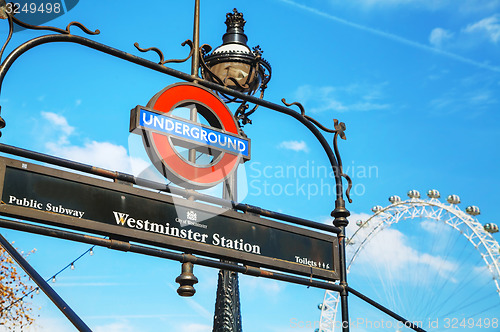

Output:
xmin=0 ymin=0 xmax=499 ymax=331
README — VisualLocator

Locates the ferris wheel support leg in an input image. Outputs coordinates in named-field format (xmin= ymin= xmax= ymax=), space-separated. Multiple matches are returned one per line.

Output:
xmin=333 ymin=197 xmax=350 ymax=332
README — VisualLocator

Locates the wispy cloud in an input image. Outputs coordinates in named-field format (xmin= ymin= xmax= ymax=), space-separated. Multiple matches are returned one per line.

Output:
xmin=463 ymin=14 xmax=500 ymax=43
xmin=174 ymin=322 xmax=212 ymax=332
xmin=420 ymin=219 xmax=445 ymax=234
xmin=46 ymin=140 xmax=149 ymax=175
xmin=277 ymin=0 xmax=500 ymax=73
xmin=240 ymin=275 xmax=284 ymax=299
xmin=429 ymin=88 xmax=497 ymax=115
xmin=351 ymin=226 xmax=458 ymax=281
xmin=41 ymin=111 xmax=75 ymax=145
xmin=294 ymin=84 xmax=390 ymax=113
xmin=40 ymin=112 xmax=150 ymax=175
xmin=94 ymin=321 xmax=138 ymax=332
xmin=345 ymin=212 xmax=458 ymax=282
xmin=429 ymin=28 xmax=454 ymax=48
xmin=277 ymin=140 xmax=309 ymax=153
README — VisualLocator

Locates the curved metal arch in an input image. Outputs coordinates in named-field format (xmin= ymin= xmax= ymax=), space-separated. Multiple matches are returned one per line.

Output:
xmin=0 ymin=33 xmax=351 ymax=204
xmin=0 ymin=12 xmax=353 ymax=329
xmin=318 ymin=196 xmax=500 ymax=332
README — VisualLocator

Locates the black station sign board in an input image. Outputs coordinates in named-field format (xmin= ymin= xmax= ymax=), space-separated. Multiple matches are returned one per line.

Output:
xmin=0 ymin=157 xmax=339 ymax=281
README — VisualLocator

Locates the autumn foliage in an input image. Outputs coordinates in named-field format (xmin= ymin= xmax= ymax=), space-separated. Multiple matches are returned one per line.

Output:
xmin=0 ymin=245 xmax=35 ymax=329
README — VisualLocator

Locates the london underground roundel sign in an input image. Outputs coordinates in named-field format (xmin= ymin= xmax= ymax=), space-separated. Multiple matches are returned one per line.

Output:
xmin=130 ymin=83 xmax=250 ymax=189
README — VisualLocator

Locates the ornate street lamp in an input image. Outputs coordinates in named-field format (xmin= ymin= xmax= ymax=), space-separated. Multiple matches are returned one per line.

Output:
xmin=201 ymin=9 xmax=271 ymax=103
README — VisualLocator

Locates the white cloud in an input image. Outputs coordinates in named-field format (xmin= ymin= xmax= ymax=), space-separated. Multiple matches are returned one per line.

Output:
xmin=430 ymin=88 xmax=497 ymax=114
xmin=420 ymin=219 xmax=442 ymax=233
xmin=46 ymin=140 xmax=149 ymax=175
xmin=418 ymin=253 xmax=458 ymax=281
xmin=463 ymin=15 xmax=500 ymax=43
xmin=429 ymin=28 xmax=454 ymax=47
xmin=295 ymin=85 xmax=348 ymax=112
xmin=352 ymin=226 xmax=458 ymax=281
xmin=294 ymin=84 xmax=390 ymax=114
xmin=345 ymin=212 xmax=458 ymax=282
xmin=174 ymin=323 xmax=211 ymax=332
xmin=94 ymin=321 xmax=138 ymax=332
xmin=240 ymin=275 xmax=283 ymax=299
xmin=41 ymin=112 xmax=74 ymax=136
xmin=41 ymin=111 xmax=75 ymax=145
xmin=39 ymin=112 xmax=150 ymax=175
xmin=472 ymin=264 xmax=491 ymax=278
xmin=277 ymin=140 xmax=309 ymax=153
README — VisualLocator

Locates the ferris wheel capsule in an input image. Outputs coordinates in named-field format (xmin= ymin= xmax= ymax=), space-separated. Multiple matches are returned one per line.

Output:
xmin=389 ymin=195 xmax=401 ymax=204
xmin=466 ymin=206 xmax=480 ymax=216
xmin=447 ymin=194 xmax=461 ymax=204
xmin=427 ymin=189 xmax=441 ymax=198
xmin=484 ymin=223 xmax=499 ymax=234
xmin=318 ymin=303 xmax=323 ymax=310
xmin=407 ymin=190 xmax=421 ymax=199
xmin=372 ymin=205 xmax=383 ymax=213
xmin=356 ymin=220 xmax=368 ymax=228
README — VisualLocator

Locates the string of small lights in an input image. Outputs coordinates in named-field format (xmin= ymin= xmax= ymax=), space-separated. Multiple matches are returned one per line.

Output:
xmin=0 ymin=243 xmax=97 ymax=313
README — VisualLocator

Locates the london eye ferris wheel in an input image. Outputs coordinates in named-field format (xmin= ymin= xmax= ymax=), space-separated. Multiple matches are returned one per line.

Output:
xmin=317 ymin=189 xmax=500 ymax=332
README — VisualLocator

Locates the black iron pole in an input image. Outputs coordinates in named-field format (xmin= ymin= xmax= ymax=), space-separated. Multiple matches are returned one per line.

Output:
xmin=0 ymin=233 xmax=92 ymax=332
xmin=0 ymin=143 xmax=341 ymax=235
xmin=332 ymin=196 xmax=351 ymax=332
xmin=348 ymin=287 xmax=427 ymax=332
xmin=213 ymin=170 xmax=242 ymax=332
xmin=338 ymin=225 xmax=349 ymax=332
xmin=188 ymin=0 xmax=200 ymax=164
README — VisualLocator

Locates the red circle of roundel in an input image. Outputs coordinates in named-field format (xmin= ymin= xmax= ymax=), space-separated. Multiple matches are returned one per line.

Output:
xmin=143 ymin=83 xmax=241 ymax=189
